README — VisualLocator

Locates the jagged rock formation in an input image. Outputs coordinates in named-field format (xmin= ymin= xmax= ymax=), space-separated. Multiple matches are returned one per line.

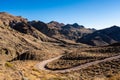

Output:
xmin=59 ymin=23 xmax=95 ymax=40
xmin=77 ymin=26 xmax=120 ymax=46
xmin=30 ymin=21 xmax=95 ymax=41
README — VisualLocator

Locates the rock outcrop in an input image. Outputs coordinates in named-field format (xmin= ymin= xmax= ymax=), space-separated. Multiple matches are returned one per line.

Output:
xmin=77 ymin=26 xmax=120 ymax=46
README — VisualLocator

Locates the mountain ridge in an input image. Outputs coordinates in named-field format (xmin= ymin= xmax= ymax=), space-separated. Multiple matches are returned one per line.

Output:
xmin=77 ymin=26 xmax=120 ymax=46
xmin=0 ymin=12 xmax=120 ymax=46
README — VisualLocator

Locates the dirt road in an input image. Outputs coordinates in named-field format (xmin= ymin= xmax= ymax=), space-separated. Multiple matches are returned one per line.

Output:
xmin=36 ymin=55 xmax=120 ymax=73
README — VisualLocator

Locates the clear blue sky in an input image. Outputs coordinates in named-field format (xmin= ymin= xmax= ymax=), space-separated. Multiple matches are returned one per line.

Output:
xmin=0 ymin=0 xmax=120 ymax=29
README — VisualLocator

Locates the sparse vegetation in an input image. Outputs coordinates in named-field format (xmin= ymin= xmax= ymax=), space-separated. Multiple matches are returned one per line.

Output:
xmin=46 ymin=46 xmax=120 ymax=70
xmin=5 ymin=62 xmax=14 ymax=68
xmin=0 ymin=12 xmax=120 ymax=80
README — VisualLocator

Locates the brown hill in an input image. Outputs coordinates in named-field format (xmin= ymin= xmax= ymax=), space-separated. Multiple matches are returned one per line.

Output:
xmin=77 ymin=26 xmax=120 ymax=46
xmin=0 ymin=12 xmax=52 ymax=42
xmin=0 ymin=12 xmax=27 ymax=26
xmin=0 ymin=12 xmax=65 ymax=61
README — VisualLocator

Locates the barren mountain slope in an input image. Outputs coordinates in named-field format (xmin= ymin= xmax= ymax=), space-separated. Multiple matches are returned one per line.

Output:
xmin=30 ymin=21 xmax=95 ymax=41
xmin=0 ymin=12 xmax=66 ymax=61
xmin=0 ymin=12 xmax=120 ymax=80
xmin=77 ymin=26 xmax=120 ymax=46
xmin=0 ymin=12 xmax=88 ymax=61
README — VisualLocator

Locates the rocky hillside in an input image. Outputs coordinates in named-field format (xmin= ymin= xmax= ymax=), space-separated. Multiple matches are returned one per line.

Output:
xmin=0 ymin=12 xmax=52 ymax=42
xmin=77 ymin=26 xmax=120 ymax=46
xmin=0 ymin=12 xmax=27 ymax=26
xmin=0 ymin=12 xmax=88 ymax=61
xmin=30 ymin=21 xmax=95 ymax=41
xmin=0 ymin=12 xmax=66 ymax=61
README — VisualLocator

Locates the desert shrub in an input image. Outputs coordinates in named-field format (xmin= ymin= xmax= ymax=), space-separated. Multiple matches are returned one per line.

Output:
xmin=84 ymin=46 xmax=120 ymax=54
xmin=5 ymin=62 xmax=15 ymax=70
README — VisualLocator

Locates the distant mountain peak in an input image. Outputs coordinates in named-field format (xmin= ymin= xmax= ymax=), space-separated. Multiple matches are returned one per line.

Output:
xmin=72 ymin=23 xmax=84 ymax=28
xmin=49 ymin=21 xmax=64 ymax=25
xmin=72 ymin=23 xmax=79 ymax=26
xmin=63 ymin=23 xmax=84 ymax=29
xmin=48 ymin=21 xmax=65 ymax=28
xmin=77 ymin=25 xmax=120 ymax=46
xmin=49 ymin=21 xmax=59 ymax=23
xmin=110 ymin=25 xmax=120 ymax=29
xmin=101 ymin=25 xmax=120 ymax=33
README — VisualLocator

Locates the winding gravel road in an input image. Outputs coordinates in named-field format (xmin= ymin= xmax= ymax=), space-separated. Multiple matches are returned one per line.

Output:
xmin=36 ymin=55 xmax=120 ymax=73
